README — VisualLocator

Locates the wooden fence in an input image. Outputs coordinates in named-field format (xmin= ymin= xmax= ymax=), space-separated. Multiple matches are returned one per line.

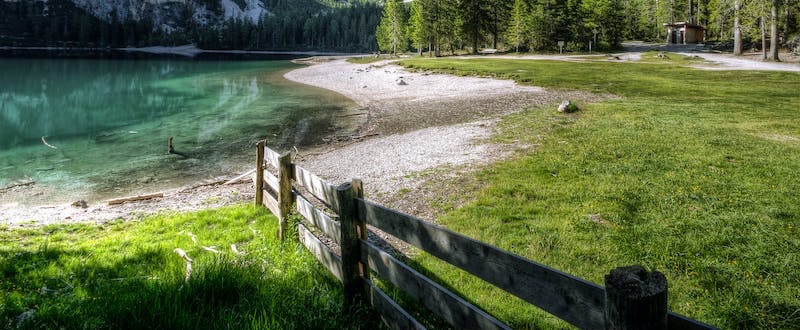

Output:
xmin=254 ymin=141 xmax=716 ymax=330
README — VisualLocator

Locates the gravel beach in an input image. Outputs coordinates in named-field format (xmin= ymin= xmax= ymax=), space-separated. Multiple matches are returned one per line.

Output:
xmin=1 ymin=57 xmax=582 ymax=226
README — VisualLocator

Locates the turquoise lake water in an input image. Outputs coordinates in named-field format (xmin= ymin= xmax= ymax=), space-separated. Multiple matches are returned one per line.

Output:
xmin=0 ymin=58 xmax=353 ymax=205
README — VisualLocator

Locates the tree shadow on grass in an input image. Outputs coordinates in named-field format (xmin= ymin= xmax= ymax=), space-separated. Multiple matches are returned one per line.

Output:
xmin=0 ymin=242 xmax=377 ymax=330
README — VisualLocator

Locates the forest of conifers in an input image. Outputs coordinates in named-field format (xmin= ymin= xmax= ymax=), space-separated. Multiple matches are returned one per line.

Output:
xmin=1 ymin=0 xmax=799 ymax=54
xmin=379 ymin=0 xmax=800 ymax=55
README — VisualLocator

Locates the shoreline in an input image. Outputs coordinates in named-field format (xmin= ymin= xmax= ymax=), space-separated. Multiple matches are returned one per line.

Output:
xmin=1 ymin=57 xmax=592 ymax=226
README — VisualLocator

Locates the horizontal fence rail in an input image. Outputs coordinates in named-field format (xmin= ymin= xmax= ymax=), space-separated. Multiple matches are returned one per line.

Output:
xmin=294 ymin=165 xmax=339 ymax=211
xmin=253 ymin=143 xmax=715 ymax=330
xmin=295 ymin=192 xmax=342 ymax=246
xmin=356 ymin=198 xmax=606 ymax=329
xmin=361 ymin=240 xmax=510 ymax=330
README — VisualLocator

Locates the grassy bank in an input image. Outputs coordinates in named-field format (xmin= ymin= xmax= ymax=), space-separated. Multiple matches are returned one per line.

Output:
xmin=400 ymin=54 xmax=800 ymax=328
xmin=0 ymin=206 xmax=376 ymax=329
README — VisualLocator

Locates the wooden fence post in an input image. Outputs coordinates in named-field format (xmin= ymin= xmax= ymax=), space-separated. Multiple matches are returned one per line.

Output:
xmin=255 ymin=141 xmax=265 ymax=208
xmin=337 ymin=180 xmax=367 ymax=309
xmin=277 ymin=152 xmax=293 ymax=240
xmin=351 ymin=179 xmax=369 ymax=284
xmin=604 ymin=265 xmax=668 ymax=330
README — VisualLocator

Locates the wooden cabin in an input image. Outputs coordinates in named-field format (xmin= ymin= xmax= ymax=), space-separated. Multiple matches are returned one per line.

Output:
xmin=664 ymin=22 xmax=705 ymax=45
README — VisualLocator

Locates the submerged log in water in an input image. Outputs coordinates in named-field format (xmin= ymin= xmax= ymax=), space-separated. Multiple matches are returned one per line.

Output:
xmin=168 ymin=137 xmax=190 ymax=158
xmin=0 ymin=178 xmax=35 ymax=192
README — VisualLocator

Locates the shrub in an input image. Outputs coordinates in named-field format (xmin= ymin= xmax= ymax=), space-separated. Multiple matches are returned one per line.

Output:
xmin=788 ymin=34 xmax=800 ymax=55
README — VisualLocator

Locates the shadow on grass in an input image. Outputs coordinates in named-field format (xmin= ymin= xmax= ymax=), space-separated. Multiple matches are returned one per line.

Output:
xmin=1 ymin=228 xmax=378 ymax=330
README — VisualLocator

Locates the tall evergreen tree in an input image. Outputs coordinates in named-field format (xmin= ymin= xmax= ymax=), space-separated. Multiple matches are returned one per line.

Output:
xmin=504 ymin=0 xmax=528 ymax=52
xmin=407 ymin=0 xmax=428 ymax=55
xmin=376 ymin=0 xmax=407 ymax=55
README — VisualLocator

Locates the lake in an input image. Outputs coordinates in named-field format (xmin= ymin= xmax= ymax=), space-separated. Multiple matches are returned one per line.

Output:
xmin=0 ymin=56 xmax=353 ymax=206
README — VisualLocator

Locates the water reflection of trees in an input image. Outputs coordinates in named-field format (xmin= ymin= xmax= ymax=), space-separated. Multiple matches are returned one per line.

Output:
xmin=0 ymin=59 xmax=194 ymax=149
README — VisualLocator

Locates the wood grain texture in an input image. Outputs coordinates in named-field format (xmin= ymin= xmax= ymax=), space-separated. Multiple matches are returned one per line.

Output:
xmin=263 ymin=145 xmax=282 ymax=169
xmin=263 ymin=171 xmax=280 ymax=194
xmin=357 ymin=198 xmax=605 ymax=329
xmin=294 ymin=165 xmax=338 ymax=211
xmin=263 ymin=192 xmax=281 ymax=220
xmin=361 ymin=240 xmax=510 ymax=330
xmin=336 ymin=182 xmax=366 ymax=307
xmin=277 ymin=153 xmax=293 ymax=240
xmin=298 ymin=224 xmax=343 ymax=282
xmin=366 ymin=279 xmax=427 ymax=330
xmin=255 ymin=141 xmax=265 ymax=207
xmin=295 ymin=192 xmax=341 ymax=245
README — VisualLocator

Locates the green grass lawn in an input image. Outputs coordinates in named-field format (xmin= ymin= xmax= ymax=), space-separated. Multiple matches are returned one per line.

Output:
xmin=399 ymin=54 xmax=800 ymax=329
xmin=0 ymin=206 xmax=377 ymax=329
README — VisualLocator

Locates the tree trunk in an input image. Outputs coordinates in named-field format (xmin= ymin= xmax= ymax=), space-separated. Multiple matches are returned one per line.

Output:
xmin=769 ymin=0 xmax=780 ymax=61
xmin=762 ymin=16 xmax=768 ymax=60
xmin=734 ymin=0 xmax=743 ymax=56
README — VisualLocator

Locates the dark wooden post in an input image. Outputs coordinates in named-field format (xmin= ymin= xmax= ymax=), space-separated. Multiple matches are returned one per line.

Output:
xmin=337 ymin=180 xmax=367 ymax=309
xmin=605 ymin=265 xmax=668 ymax=330
xmin=351 ymin=179 xmax=369 ymax=285
xmin=255 ymin=141 xmax=265 ymax=208
xmin=277 ymin=152 xmax=293 ymax=240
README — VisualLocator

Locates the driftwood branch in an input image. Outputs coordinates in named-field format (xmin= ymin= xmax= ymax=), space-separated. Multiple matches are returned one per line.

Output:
xmin=168 ymin=137 xmax=189 ymax=158
xmin=224 ymin=169 xmax=256 ymax=185
xmin=107 ymin=193 xmax=164 ymax=205
xmin=41 ymin=136 xmax=58 ymax=149
xmin=1 ymin=179 xmax=35 ymax=192
xmin=173 ymin=248 xmax=193 ymax=282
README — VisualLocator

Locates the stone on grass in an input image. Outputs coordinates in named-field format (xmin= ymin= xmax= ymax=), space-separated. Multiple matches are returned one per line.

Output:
xmin=558 ymin=100 xmax=578 ymax=113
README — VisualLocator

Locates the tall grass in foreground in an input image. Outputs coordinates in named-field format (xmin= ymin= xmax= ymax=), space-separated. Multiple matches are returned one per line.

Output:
xmin=401 ymin=54 xmax=800 ymax=329
xmin=0 ymin=206 xmax=376 ymax=329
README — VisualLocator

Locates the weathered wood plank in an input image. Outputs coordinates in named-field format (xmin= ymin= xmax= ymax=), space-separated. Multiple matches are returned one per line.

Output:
xmin=668 ymin=312 xmax=716 ymax=330
xmin=255 ymin=141 xmax=265 ymax=207
xmin=336 ymin=182 xmax=366 ymax=308
xmin=263 ymin=171 xmax=280 ymax=194
xmin=277 ymin=153 xmax=293 ymax=240
xmin=356 ymin=198 xmax=606 ymax=329
xmin=294 ymin=165 xmax=338 ymax=211
xmin=263 ymin=192 xmax=281 ymax=220
xmin=263 ymin=145 xmax=282 ymax=169
xmin=107 ymin=193 xmax=164 ymax=205
xmin=295 ymin=192 xmax=341 ymax=245
xmin=366 ymin=279 xmax=426 ymax=330
xmin=298 ymin=224 xmax=343 ymax=282
xmin=361 ymin=240 xmax=510 ymax=330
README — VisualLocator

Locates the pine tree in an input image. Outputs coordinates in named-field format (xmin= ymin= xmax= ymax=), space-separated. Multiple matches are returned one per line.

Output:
xmin=504 ymin=0 xmax=528 ymax=53
xmin=376 ymin=0 xmax=407 ymax=55
xmin=407 ymin=0 xmax=428 ymax=55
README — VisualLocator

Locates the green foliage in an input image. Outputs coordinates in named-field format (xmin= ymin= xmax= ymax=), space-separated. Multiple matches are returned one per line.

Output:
xmin=504 ymin=0 xmax=529 ymax=52
xmin=407 ymin=0 xmax=428 ymax=54
xmin=400 ymin=57 xmax=800 ymax=329
xmin=376 ymin=0 xmax=407 ymax=55
xmin=0 ymin=205 xmax=378 ymax=329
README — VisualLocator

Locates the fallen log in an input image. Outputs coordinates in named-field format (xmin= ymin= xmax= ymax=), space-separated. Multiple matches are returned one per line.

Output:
xmin=107 ymin=192 xmax=164 ymax=205
xmin=0 ymin=179 xmax=35 ymax=192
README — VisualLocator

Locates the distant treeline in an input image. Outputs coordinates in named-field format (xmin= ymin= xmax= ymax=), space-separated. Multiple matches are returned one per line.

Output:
xmin=376 ymin=0 xmax=800 ymax=55
xmin=0 ymin=0 xmax=382 ymax=52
